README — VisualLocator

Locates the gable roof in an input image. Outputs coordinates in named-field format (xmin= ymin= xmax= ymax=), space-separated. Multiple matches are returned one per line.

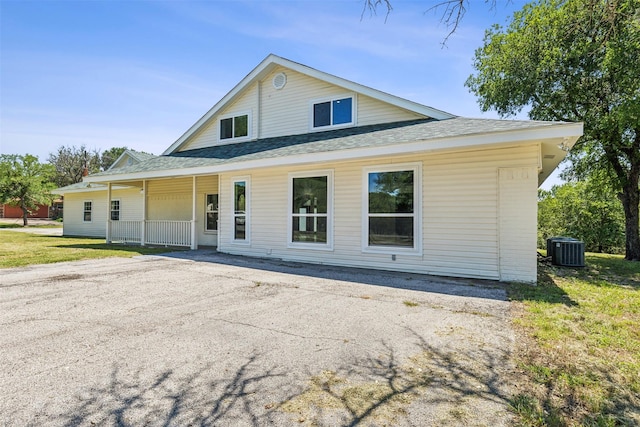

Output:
xmin=162 ymin=54 xmax=456 ymax=155
xmin=84 ymin=117 xmax=582 ymax=186
xmin=108 ymin=149 xmax=157 ymax=170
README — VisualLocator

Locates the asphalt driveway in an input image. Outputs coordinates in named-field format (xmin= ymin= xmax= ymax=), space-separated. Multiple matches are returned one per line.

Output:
xmin=0 ymin=251 xmax=515 ymax=426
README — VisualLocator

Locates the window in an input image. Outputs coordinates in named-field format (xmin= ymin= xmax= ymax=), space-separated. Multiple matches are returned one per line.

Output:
xmin=205 ymin=194 xmax=218 ymax=232
xmin=363 ymin=164 xmax=421 ymax=253
xmin=289 ymin=171 xmax=333 ymax=249
xmin=83 ymin=201 xmax=92 ymax=222
xmin=110 ymin=200 xmax=120 ymax=221
xmin=232 ymin=178 xmax=250 ymax=242
xmin=219 ymin=113 xmax=249 ymax=141
xmin=311 ymin=95 xmax=354 ymax=129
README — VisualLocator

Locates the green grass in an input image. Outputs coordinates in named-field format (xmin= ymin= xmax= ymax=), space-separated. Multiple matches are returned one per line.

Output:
xmin=508 ymin=253 xmax=640 ymax=426
xmin=0 ymin=230 xmax=176 ymax=268
xmin=0 ymin=223 xmax=62 ymax=229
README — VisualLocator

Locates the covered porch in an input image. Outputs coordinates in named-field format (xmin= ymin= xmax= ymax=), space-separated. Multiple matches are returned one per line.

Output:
xmin=104 ymin=174 xmax=219 ymax=249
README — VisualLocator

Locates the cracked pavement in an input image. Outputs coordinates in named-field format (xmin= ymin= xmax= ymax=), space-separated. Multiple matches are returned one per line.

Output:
xmin=1 ymin=251 xmax=515 ymax=426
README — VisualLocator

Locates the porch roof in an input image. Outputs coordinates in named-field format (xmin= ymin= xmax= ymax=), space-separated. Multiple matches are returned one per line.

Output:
xmin=83 ymin=117 xmax=582 ymax=185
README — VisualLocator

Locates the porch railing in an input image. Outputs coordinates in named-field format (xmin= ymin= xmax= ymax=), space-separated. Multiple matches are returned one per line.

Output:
xmin=145 ymin=220 xmax=192 ymax=247
xmin=110 ymin=220 xmax=142 ymax=244
xmin=108 ymin=220 xmax=193 ymax=248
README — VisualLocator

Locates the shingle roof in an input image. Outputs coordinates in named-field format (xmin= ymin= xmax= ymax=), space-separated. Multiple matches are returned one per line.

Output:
xmin=86 ymin=117 xmax=565 ymax=179
xmin=163 ymin=54 xmax=455 ymax=154
xmin=128 ymin=150 xmax=157 ymax=162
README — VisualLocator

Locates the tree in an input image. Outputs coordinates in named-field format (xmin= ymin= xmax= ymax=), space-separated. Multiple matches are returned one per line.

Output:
xmin=466 ymin=0 xmax=640 ymax=261
xmin=100 ymin=146 xmax=128 ymax=171
xmin=363 ymin=0 xmax=498 ymax=44
xmin=0 ymin=154 xmax=56 ymax=226
xmin=538 ymin=180 xmax=625 ymax=253
xmin=48 ymin=145 xmax=101 ymax=187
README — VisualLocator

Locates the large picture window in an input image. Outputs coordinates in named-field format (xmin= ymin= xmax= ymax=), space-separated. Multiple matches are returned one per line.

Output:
xmin=232 ymin=178 xmax=250 ymax=242
xmin=220 ymin=113 xmax=249 ymax=141
xmin=364 ymin=164 xmax=421 ymax=253
xmin=110 ymin=200 xmax=120 ymax=221
xmin=311 ymin=95 xmax=354 ymax=129
xmin=289 ymin=171 xmax=333 ymax=249
xmin=205 ymin=194 xmax=218 ymax=232
xmin=83 ymin=201 xmax=92 ymax=222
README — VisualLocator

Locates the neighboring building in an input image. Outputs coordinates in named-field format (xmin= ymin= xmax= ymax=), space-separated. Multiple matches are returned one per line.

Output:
xmin=54 ymin=54 xmax=583 ymax=283
xmin=0 ymin=203 xmax=50 ymax=219
xmin=108 ymin=149 xmax=157 ymax=170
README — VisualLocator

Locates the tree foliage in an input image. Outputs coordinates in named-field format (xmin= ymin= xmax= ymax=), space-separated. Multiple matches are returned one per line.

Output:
xmin=48 ymin=145 xmax=101 ymax=187
xmin=0 ymin=154 xmax=56 ymax=226
xmin=538 ymin=180 xmax=625 ymax=253
xmin=48 ymin=145 xmax=130 ymax=187
xmin=100 ymin=146 xmax=128 ymax=171
xmin=466 ymin=0 xmax=640 ymax=260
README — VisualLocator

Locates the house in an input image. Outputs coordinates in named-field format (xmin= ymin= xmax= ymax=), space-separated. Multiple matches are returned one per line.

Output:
xmin=53 ymin=149 xmax=156 ymax=237
xmin=54 ymin=54 xmax=582 ymax=283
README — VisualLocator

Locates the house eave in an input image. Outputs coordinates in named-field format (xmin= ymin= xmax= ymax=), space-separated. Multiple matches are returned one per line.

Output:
xmin=86 ymin=122 xmax=583 ymax=185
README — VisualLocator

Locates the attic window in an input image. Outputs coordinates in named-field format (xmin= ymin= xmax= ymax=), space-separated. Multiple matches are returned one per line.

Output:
xmin=219 ymin=113 xmax=249 ymax=141
xmin=311 ymin=95 xmax=355 ymax=130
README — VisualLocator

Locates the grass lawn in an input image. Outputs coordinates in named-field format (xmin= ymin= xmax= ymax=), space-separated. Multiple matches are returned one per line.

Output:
xmin=0 ymin=223 xmax=62 ymax=229
xmin=0 ymin=230 xmax=177 ymax=268
xmin=508 ymin=253 xmax=640 ymax=426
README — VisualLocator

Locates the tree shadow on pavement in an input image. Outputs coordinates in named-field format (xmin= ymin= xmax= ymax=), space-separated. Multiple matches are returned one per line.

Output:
xmin=277 ymin=327 xmax=514 ymax=426
xmin=41 ymin=325 xmax=514 ymax=427
xmin=55 ymin=355 xmax=287 ymax=427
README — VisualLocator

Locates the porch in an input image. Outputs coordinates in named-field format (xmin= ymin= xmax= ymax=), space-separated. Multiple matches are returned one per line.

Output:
xmin=108 ymin=219 xmax=194 ymax=248
xmin=103 ymin=175 xmax=219 ymax=250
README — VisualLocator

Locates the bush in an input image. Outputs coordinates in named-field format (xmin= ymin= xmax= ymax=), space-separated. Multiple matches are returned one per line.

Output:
xmin=538 ymin=180 xmax=625 ymax=253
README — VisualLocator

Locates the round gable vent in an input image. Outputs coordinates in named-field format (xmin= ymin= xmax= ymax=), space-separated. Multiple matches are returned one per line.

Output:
xmin=272 ymin=72 xmax=287 ymax=90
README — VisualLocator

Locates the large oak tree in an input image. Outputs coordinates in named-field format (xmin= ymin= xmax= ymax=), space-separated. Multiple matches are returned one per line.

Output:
xmin=466 ymin=0 xmax=640 ymax=260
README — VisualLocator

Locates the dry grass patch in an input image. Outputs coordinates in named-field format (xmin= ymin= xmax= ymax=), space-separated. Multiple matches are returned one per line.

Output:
xmin=279 ymin=354 xmax=435 ymax=426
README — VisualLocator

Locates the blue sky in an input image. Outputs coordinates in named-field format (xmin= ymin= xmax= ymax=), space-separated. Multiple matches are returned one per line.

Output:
xmin=1 ymin=0 xmax=562 ymax=186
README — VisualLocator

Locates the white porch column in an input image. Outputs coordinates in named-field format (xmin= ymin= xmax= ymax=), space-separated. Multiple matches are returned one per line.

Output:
xmin=191 ymin=176 xmax=197 ymax=250
xmin=141 ymin=180 xmax=146 ymax=246
xmin=106 ymin=182 xmax=112 ymax=244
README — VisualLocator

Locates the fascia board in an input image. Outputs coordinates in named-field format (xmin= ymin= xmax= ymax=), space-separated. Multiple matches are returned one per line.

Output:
xmin=108 ymin=150 xmax=134 ymax=171
xmin=86 ymin=122 xmax=583 ymax=183
xmin=163 ymin=54 xmax=455 ymax=155
xmin=52 ymin=185 xmax=131 ymax=194
xmin=162 ymin=55 xmax=280 ymax=155
xmin=271 ymin=56 xmax=456 ymax=120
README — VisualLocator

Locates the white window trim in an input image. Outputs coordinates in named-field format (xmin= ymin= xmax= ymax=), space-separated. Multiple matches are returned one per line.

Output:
xmin=362 ymin=163 xmax=422 ymax=256
xmin=218 ymin=111 xmax=252 ymax=144
xmin=231 ymin=176 xmax=250 ymax=244
xmin=204 ymin=193 xmax=218 ymax=233
xmin=110 ymin=199 xmax=121 ymax=221
xmin=309 ymin=93 xmax=356 ymax=132
xmin=287 ymin=170 xmax=334 ymax=251
xmin=83 ymin=200 xmax=92 ymax=223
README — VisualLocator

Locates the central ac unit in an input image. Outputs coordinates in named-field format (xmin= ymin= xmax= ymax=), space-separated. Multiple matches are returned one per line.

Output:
xmin=546 ymin=237 xmax=585 ymax=267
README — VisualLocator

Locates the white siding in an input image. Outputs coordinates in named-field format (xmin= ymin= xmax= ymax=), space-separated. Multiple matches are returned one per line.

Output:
xmin=184 ymin=83 xmax=259 ymax=151
xmin=62 ymin=188 xmax=143 ymax=238
xmin=146 ymin=178 xmax=193 ymax=221
xmin=217 ymin=144 xmax=540 ymax=282
xmin=498 ymin=167 xmax=538 ymax=282
xmin=260 ymin=67 xmax=423 ymax=138
xmin=179 ymin=67 xmax=423 ymax=152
